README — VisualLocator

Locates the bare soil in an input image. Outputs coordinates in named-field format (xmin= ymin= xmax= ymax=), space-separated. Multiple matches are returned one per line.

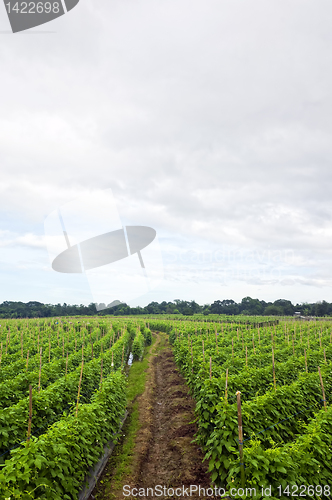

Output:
xmin=90 ymin=334 xmax=223 ymax=500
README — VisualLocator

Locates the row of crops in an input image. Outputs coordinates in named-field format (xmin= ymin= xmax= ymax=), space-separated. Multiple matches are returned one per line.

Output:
xmin=148 ymin=318 xmax=332 ymax=498
xmin=0 ymin=317 xmax=152 ymax=499
xmin=139 ymin=314 xmax=281 ymax=325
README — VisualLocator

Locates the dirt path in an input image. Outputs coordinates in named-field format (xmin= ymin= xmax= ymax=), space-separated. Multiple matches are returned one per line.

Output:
xmin=92 ymin=333 xmax=220 ymax=500
xmin=133 ymin=344 xmax=216 ymax=499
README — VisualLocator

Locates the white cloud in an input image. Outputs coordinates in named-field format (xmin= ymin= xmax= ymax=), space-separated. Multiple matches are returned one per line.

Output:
xmin=1 ymin=0 xmax=332 ymax=304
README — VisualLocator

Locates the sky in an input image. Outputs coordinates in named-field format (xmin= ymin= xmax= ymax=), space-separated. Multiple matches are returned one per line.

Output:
xmin=1 ymin=0 xmax=332 ymax=307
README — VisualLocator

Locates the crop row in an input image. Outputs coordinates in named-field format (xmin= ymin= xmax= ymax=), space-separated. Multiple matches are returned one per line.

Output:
xmin=0 ymin=320 xmax=152 ymax=499
xmin=0 ymin=327 xmax=121 ymax=409
xmin=165 ymin=319 xmax=332 ymax=493
xmin=0 ymin=370 xmax=127 ymax=500
xmin=0 ymin=327 xmax=133 ymax=463
xmin=0 ymin=319 xmax=116 ymax=374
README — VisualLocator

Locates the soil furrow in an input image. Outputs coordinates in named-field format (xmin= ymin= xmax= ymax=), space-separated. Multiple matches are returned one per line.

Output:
xmin=90 ymin=333 xmax=220 ymax=500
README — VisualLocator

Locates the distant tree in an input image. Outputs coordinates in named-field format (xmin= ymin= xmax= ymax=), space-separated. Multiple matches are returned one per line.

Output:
xmin=190 ymin=300 xmax=201 ymax=313
xmin=240 ymin=297 xmax=264 ymax=315
xmin=273 ymin=299 xmax=294 ymax=316
xmin=315 ymin=300 xmax=328 ymax=317
xmin=210 ymin=299 xmax=238 ymax=315
xmin=210 ymin=300 xmax=223 ymax=314
xmin=264 ymin=305 xmax=284 ymax=316
xmin=183 ymin=306 xmax=194 ymax=316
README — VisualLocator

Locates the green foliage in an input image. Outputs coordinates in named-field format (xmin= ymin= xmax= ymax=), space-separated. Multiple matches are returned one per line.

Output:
xmin=141 ymin=326 xmax=152 ymax=346
xmin=0 ymin=371 xmax=127 ymax=499
xmin=132 ymin=331 xmax=145 ymax=361
xmin=0 ymin=329 xmax=130 ymax=461
xmin=169 ymin=318 xmax=332 ymax=491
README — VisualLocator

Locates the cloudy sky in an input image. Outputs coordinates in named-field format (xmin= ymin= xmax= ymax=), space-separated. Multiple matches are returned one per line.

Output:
xmin=1 ymin=0 xmax=332 ymax=307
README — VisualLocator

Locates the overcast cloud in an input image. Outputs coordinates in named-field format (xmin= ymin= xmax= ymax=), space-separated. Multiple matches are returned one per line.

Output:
xmin=1 ymin=0 xmax=332 ymax=306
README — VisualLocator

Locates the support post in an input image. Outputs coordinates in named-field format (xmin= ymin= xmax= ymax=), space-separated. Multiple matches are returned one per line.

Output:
xmin=304 ymin=348 xmax=307 ymax=373
xmin=318 ymin=366 xmax=327 ymax=412
xmin=26 ymin=349 xmax=29 ymax=371
xmin=272 ymin=345 xmax=276 ymax=392
xmin=27 ymin=384 xmax=32 ymax=447
xmin=38 ymin=347 xmax=42 ymax=393
xmin=76 ymin=346 xmax=84 ymax=418
xmin=236 ymin=391 xmax=245 ymax=488
xmin=100 ymin=358 xmax=103 ymax=389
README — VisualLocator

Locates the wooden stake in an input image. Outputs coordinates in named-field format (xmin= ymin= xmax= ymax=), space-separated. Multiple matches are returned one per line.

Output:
xmin=225 ymin=368 xmax=228 ymax=402
xmin=100 ymin=358 xmax=103 ymax=389
xmin=202 ymin=339 xmax=205 ymax=363
xmin=318 ymin=366 xmax=327 ymax=412
xmin=122 ymin=344 xmax=124 ymax=366
xmin=236 ymin=391 xmax=245 ymax=488
xmin=215 ymin=327 xmax=219 ymax=353
xmin=65 ymin=351 xmax=68 ymax=378
xmin=272 ymin=345 xmax=276 ymax=392
xmin=304 ymin=348 xmax=307 ymax=373
xmin=209 ymin=356 xmax=212 ymax=379
xmin=27 ymin=385 xmax=32 ymax=447
xmin=252 ymin=334 xmax=255 ymax=354
xmin=111 ymin=350 xmax=114 ymax=370
xmin=38 ymin=347 xmax=42 ymax=393
xmin=26 ymin=349 xmax=29 ymax=371
xmin=245 ymin=346 xmax=248 ymax=367
xmin=324 ymin=348 xmax=327 ymax=363
xmin=75 ymin=346 xmax=84 ymax=418
xmin=62 ymin=335 xmax=65 ymax=357
xmin=232 ymin=338 xmax=234 ymax=360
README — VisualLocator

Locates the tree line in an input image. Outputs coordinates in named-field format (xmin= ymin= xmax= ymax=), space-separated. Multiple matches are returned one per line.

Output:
xmin=0 ymin=297 xmax=331 ymax=318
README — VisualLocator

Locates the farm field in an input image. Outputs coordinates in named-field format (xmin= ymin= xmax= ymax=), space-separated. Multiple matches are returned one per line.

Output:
xmin=157 ymin=317 xmax=332 ymax=499
xmin=0 ymin=316 xmax=331 ymax=499
xmin=0 ymin=317 xmax=151 ymax=499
